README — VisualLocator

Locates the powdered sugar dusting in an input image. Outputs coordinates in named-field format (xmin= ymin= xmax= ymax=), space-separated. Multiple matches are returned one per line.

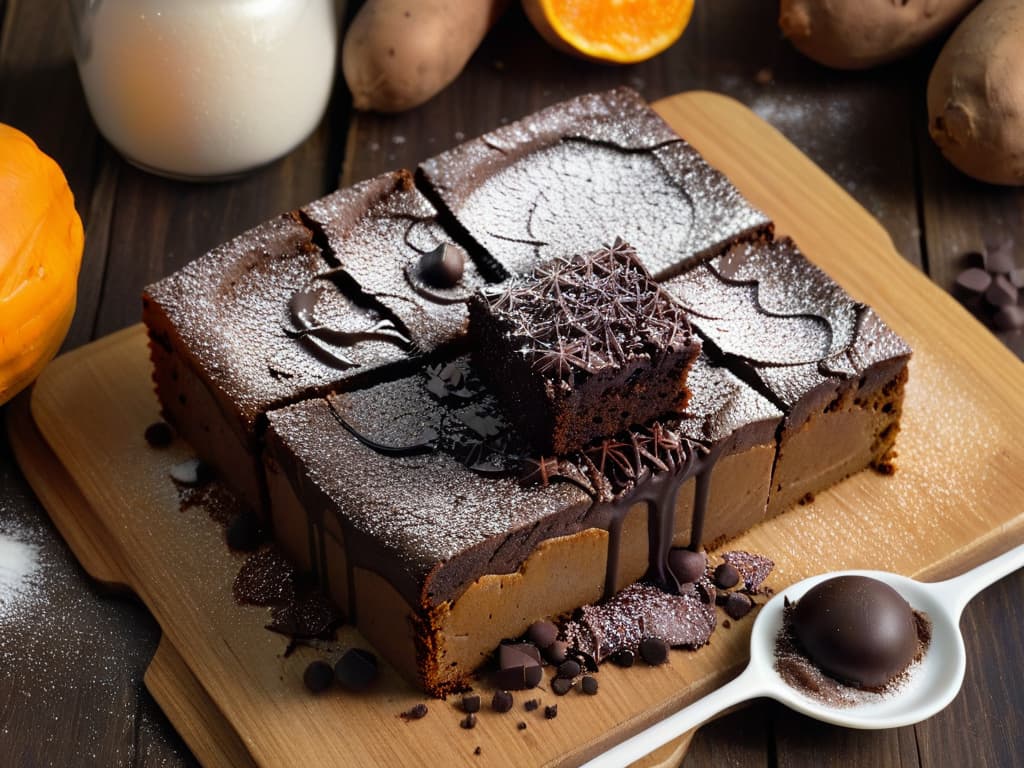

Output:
xmin=0 ymin=523 xmax=42 ymax=626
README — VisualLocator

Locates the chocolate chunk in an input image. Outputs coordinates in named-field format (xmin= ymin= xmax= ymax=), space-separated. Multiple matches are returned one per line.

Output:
xmin=551 ymin=677 xmax=573 ymax=696
xmin=715 ymin=590 xmax=729 ymax=607
xmin=668 ymin=548 xmax=707 ymax=587
xmin=226 ymin=513 xmax=263 ymax=552
xmin=543 ymin=640 xmax=568 ymax=665
xmin=696 ymin=580 xmax=716 ymax=605
xmin=169 ymin=458 xmax=214 ymax=486
xmin=527 ymin=620 xmax=559 ymax=649
xmin=460 ymin=713 xmax=477 ymax=730
xmin=544 ymin=705 xmax=558 ymax=720
xmin=985 ymin=274 xmax=1018 ymax=307
xmin=303 ymin=660 xmax=334 ymax=693
xmin=789 ymin=575 xmax=919 ymax=688
xmin=722 ymin=619 xmax=732 ymax=629
xmin=610 ymin=649 xmax=635 ymax=668
xmin=556 ymin=660 xmax=581 ymax=679
xmin=495 ymin=643 xmax=543 ymax=690
xmin=955 ymin=267 xmax=993 ymax=295
xmin=721 ymin=551 xmax=775 ymax=592
xmin=581 ymin=675 xmax=598 ymax=695
xmin=724 ymin=592 xmax=754 ymax=620
xmin=713 ymin=563 xmax=740 ymax=590
xmin=473 ymin=746 xmax=481 ymax=755
xmin=984 ymin=240 xmax=1016 ymax=275
xmin=144 ymin=421 xmax=173 ymax=447
xmin=524 ymin=698 xmax=540 ymax=712
xmin=1010 ymin=268 xmax=1024 ymax=289
xmin=419 ymin=242 xmax=466 ymax=288
xmin=401 ymin=703 xmax=429 ymax=720
xmin=461 ymin=694 xmax=481 ymax=713
xmin=334 ymin=648 xmax=378 ymax=691
xmin=994 ymin=304 xmax=1024 ymax=331
xmin=639 ymin=637 xmax=669 ymax=666
xmin=517 ymin=721 xmax=527 ymax=731
xmin=491 ymin=690 xmax=513 ymax=713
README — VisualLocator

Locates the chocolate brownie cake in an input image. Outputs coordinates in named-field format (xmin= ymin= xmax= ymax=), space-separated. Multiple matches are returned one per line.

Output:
xmin=263 ymin=352 xmax=781 ymax=694
xmin=469 ymin=239 xmax=702 ymax=454
xmin=662 ymin=237 xmax=911 ymax=515
xmin=417 ymin=87 xmax=772 ymax=281
xmin=144 ymin=171 xmax=486 ymax=511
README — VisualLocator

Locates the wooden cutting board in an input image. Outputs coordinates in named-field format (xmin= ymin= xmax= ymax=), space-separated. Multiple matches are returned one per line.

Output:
xmin=10 ymin=91 xmax=1024 ymax=768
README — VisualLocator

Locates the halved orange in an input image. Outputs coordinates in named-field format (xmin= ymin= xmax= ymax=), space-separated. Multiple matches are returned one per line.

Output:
xmin=523 ymin=0 xmax=695 ymax=64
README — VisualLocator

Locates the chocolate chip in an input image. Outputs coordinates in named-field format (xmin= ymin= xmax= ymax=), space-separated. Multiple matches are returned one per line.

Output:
xmin=226 ymin=514 xmax=263 ymax=552
xmin=527 ymin=620 xmax=558 ymax=649
xmin=713 ymin=563 xmax=740 ymax=589
xmin=169 ymin=458 xmax=213 ymax=486
xmin=994 ymin=304 xmax=1024 ymax=330
xmin=401 ymin=703 xmax=429 ymax=720
xmin=303 ymin=660 xmax=334 ymax=693
xmin=985 ymin=274 xmax=1018 ymax=307
xmin=724 ymin=592 xmax=754 ymax=619
xmin=460 ymin=713 xmax=477 ymax=730
xmin=610 ymin=649 xmax=635 ymax=668
xmin=955 ymin=267 xmax=993 ymax=295
xmin=581 ymin=675 xmax=598 ymax=695
xmin=461 ymin=694 xmax=481 ymax=713
xmin=473 ymin=746 xmax=481 ymax=755
xmin=556 ymin=659 xmax=580 ymax=679
xmin=491 ymin=690 xmax=513 ymax=713
xmin=551 ymin=677 xmax=573 ymax=695
xmin=334 ymin=648 xmax=378 ymax=691
xmin=985 ymin=240 xmax=1016 ymax=275
xmin=524 ymin=698 xmax=540 ymax=712
xmin=419 ymin=242 xmax=466 ymax=288
xmin=543 ymin=640 xmax=568 ymax=665
xmin=544 ymin=704 xmax=558 ymax=719
xmin=640 ymin=637 xmax=669 ymax=666
xmin=1010 ymin=268 xmax=1024 ymax=288
xmin=723 ymin=619 xmax=732 ymax=629
xmin=668 ymin=548 xmax=706 ymax=586
xmin=517 ymin=721 xmax=527 ymax=731
xmin=495 ymin=642 xmax=543 ymax=690
xmin=144 ymin=421 xmax=173 ymax=447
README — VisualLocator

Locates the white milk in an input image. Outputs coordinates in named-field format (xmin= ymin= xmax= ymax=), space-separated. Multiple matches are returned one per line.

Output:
xmin=72 ymin=0 xmax=337 ymax=179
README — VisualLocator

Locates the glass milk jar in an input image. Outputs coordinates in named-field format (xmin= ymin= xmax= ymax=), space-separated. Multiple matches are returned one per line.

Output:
xmin=67 ymin=0 xmax=337 ymax=180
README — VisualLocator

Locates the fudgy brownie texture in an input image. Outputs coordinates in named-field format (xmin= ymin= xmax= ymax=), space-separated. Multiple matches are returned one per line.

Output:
xmin=468 ymin=239 xmax=701 ymax=454
xmin=417 ymin=87 xmax=772 ymax=281
xmin=262 ymin=352 xmax=781 ymax=693
xmin=143 ymin=172 xmax=475 ymax=512
xmin=662 ymin=237 xmax=912 ymax=515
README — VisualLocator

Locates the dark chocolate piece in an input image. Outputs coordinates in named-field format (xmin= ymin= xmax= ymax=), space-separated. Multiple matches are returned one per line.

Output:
xmin=790 ymin=576 xmax=919 ymax=688
xmin=611 ymin=650 xmax=635 ymax=668
xmin=144 ymin=421 xmax=173 ymax=448
xmin=551 ymin=677 xmax=573 ymax=696
xmin=994 ymin=304 xmax=1024 ymax=330
xmin=527 ymin=620 xmax=558 ymax=649
xmin=713 ymin=563 xmax=740 ymax=590
xmin=470 ymin=239 xmax=700 ymax=454
xmin=544 ymin=640 xmax=568 ymax=665
xmin=496 ymin=643 xmax=543 ymax=690
xmin=417 ymin=87 xmax=771 ymax=281
xmin=556 ymin=660 xmax=581 ymax=679
xmin=668 ymin=548 xmax=707 ymax=586
xmin=524 ymin=699 xmax=540 ymax=712
xmin=461 ymin=694 xmax=481 ymax=713
xmin=640 ymin=637 xmax=669 ymax=666
xmin=491 ymin=690 xmax=514 ymax=713
xmin=334 ymin=648 xmax=379 ymax=691
xmin=724 ymin=592 xmax=754 ymax=620
xmin=985 ymin=275 xmax=1018 ymax=307
xmin=460 ymin=713 xmax=477 ymax=730
xmin=544 ymin=705 xmax=558 ymax=720
xmin=303 ymin=660 xmax=334 ymax=693
xmin=517 ymin=721 xmax=527 ymax=731
xmin=581 ymin=676 xmax=599 ymax=695
xmin=955 ymin=267 xmax=992 ymax=295
xmin=401 ymin=703 xmax=429 ymax=720
xmin=984 ymin=239 xmax=1016 ymax=274
xmin=418 ymin=242 xmax=467 ymax=288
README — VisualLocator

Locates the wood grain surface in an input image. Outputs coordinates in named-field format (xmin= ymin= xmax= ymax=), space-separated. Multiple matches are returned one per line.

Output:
xmin=10 ymin=91 xmax=1024 ymax=768
xmin=1 ymin=1 xmax=1023 ymax=766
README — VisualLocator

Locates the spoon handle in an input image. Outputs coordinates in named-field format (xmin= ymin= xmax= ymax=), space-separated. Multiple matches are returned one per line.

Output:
xmin=932 ymin=542 xmax=1024 ymax=619
xmin=580 ymin=665 xmax=766 ymax=768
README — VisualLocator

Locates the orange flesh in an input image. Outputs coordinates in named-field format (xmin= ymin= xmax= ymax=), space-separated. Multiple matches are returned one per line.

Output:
xmin=542 ymin=0 xmax=694 ymax=62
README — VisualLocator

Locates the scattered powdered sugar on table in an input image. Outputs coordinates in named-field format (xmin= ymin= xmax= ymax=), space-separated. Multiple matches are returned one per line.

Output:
xmin=0 ymin=520 xmax=43 ymax=626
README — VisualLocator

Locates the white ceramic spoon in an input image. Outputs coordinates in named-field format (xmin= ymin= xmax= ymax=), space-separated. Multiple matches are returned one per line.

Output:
xmin=583 ymin=543 xmax=1024 ymax=768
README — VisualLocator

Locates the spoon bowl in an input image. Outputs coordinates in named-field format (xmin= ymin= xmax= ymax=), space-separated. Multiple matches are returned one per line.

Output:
xmin=753 ymin=569 xmax=966 ymax=729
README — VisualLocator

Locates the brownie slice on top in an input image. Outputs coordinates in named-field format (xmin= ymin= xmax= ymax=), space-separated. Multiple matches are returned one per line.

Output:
xmin=143 ymin=171 xmax=481 ymax=513
xmin=417 ymin=87 xmax=772 ymax=281
xmin=469 ymin=239 xmax=701 ymax=454
xmin=663 ymin=237 xmax=911 ymax=516
xmin=263 ymin=351 xmax=781 ymax=694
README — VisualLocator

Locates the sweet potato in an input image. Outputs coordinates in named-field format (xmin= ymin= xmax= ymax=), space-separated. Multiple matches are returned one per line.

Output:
xmin=343 ymin=0 xmax=508 ymax=113
xmin=928 ymin=0 xmax=1024 ymax=185
xmin=779 ymin=0 xmax=978 ymax=70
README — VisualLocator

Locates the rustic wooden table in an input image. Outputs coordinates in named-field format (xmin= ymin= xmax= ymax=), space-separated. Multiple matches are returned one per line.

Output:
xmin=1 ymin=1 xmax=1022 ymax=766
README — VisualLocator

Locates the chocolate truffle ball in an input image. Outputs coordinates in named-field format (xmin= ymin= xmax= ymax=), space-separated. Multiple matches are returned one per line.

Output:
xmin=791 ymin=575 xmax=919 ymax=689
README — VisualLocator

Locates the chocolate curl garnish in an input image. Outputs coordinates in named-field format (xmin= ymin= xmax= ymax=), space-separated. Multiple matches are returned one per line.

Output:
xmin=519 ymin=456 xmax=560 ymax=487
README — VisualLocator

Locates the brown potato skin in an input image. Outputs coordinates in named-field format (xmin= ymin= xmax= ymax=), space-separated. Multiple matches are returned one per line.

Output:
xmin=343 ymin=0 xmax=508 ymax=113
xmin=928 ymin=0 xmax=1024 ymax=185
xmin=779 ymin=0 xmax=978 ymax=69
